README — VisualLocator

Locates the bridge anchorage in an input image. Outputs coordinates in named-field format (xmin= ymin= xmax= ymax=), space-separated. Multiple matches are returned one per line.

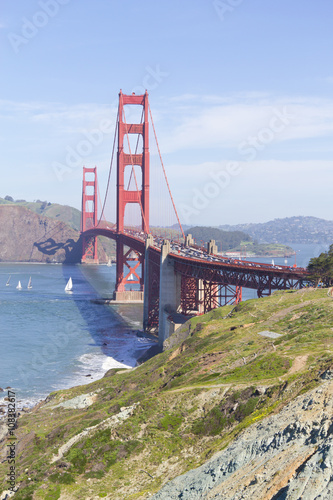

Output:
xmin=80 ymin=90 xmax=312 ymax=345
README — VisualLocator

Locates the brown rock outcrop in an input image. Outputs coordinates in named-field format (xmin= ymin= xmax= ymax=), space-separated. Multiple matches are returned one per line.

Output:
xmin=0 ymin=205 xmax=82 ymax=263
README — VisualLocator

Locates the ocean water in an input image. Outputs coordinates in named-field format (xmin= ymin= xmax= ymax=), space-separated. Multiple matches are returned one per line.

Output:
xmin=0 ymin=263 xmax=155 ymax=411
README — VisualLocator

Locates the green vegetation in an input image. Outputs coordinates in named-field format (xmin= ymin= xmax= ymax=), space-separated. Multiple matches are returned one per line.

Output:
xmin=231 ymin=240 xmax=294 ymax=257
xmin=187 ymin=226 xmax=293 ymax=255
xmin=1 ymin=287 xmax=332 ymax=499
xmin=308 ymin=244 xmax=333 ymax=286
xmin=188 ymin=226 xmax=251 ymax=251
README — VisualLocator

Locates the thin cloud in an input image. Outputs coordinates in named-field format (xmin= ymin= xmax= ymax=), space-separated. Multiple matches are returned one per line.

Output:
xmin=157 ymin=95 xmax=333 ymax=154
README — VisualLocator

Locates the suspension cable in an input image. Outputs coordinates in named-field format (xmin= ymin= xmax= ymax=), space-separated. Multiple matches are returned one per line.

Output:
xmin=97 ymin=106 xmax=119 ymax=227
xmin=96 ymin=175 xmax=105 ymax=224
xmin=148 ymin=100 xmax=185 ymax=239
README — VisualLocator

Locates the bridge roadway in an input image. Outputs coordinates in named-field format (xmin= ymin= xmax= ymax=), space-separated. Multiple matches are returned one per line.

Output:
xmin=82 ymin=226 xmax=309 ymax=292
xmin=82 ymin=226 xmax=311 ymax=343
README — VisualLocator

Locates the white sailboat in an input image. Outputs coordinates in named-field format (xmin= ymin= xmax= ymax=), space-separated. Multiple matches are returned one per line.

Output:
xmin=27 ymin=277 xmax=32 ymax=289
xmin=107 ymin=258 xmax=112 ymax=267
xmin=6 ymin=275 xmax=11 ymax=286
xmin=16 ymin=281 xmax=22 ymax=290
xmin=65 ymin=277 xmax=73 ymax=292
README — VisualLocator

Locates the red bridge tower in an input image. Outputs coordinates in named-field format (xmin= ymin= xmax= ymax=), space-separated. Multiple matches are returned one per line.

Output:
xmin=81 ymin=166 xmax=98 ymax=263
xmin=114 ymin=90 xmax=150 ymax=300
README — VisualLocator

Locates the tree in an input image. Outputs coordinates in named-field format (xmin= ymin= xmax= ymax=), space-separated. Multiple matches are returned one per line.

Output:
xmin=4 ymin=195 xmax=14 ymax=202
xmin=307 ymin=245 xmax=333 ymax=286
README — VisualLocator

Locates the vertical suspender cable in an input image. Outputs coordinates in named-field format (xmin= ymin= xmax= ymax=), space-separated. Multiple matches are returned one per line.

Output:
xmin=148 ymin=100 xmax=185 ymax=240
xmin=97 ymin=106 xmax=119 ymax=227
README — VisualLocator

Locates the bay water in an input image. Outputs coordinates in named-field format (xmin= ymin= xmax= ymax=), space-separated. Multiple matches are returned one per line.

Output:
xmin=0 ymin=263 xmax=155 ymax=412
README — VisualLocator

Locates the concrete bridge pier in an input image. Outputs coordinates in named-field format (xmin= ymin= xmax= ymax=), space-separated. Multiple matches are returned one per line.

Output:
xmin=207 ymin=239 xmax=217 ymax=255
xmin=143 ymin=234 xmax=154 ymax=331
xmin=185 ymin=233 xmax=194 ymax=247
xmin=158 ymin=240 xmax=182 ymax=346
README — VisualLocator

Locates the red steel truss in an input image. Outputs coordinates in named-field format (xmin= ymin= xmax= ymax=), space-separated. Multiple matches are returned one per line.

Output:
xmin=172 ymin=256 xmax=309 ymax=298
xmin=199 ymin=282 xmax=242 ymax=314
xmin=115 ymin=91 xmax=149 ymax=293
xmin=181 ymin=276 xmax=199 ymax=315
xmin=180 ymin=276 xmax=243 ymax=315
xmin=81 ymin=166 xmax=98 ymax=263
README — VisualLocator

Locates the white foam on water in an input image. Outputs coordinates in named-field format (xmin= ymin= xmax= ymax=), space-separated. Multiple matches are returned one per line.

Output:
xmin=0 ymin=394 xmax=45 ymax=420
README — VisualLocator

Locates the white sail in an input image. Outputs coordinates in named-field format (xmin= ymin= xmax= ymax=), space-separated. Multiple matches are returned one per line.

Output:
xmin=6 ymin=275 xmax=11 ymax=286
xmin=107 ymin=258 xmax=112 ymax=267
xmin=65 ymin=277 xmax=73 ymax=292
xmin=16 ymin=281 xmax=22 ymax=290
xmin=27 ymin=277 xmax=32 ymax=289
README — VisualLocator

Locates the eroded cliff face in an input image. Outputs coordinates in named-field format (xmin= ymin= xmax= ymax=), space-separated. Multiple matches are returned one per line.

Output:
xmin=152 ymin=373 xmax=333 ymax=500
xmin=0 ymin=205 xmax=82 ymax=263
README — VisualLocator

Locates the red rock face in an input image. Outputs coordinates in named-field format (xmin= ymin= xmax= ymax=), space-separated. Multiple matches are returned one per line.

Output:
xmin=0 ymin=205 xmax=83 ymax=263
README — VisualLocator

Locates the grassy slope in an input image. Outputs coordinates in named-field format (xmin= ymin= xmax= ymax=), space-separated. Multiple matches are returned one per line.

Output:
xmin=2 ymin=288 xmax=333 ymax=499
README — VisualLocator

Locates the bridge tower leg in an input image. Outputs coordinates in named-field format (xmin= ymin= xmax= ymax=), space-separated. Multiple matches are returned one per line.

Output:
xmin=158 ymin=240 xmax=182 ymax=346
xmin=81 ymin=166 xmax=98 ymax=264
xmin=114 ymin=90 xmax=150 ymax=301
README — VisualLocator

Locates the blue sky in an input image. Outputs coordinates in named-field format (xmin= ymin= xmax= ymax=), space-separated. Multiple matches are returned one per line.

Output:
xmin=1 ymin=0 xmax=333 ymax=226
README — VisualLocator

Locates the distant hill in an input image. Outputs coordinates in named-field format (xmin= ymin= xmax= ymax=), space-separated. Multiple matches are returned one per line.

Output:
xmin=0 ymin=197 xmax=81 ymax=231
xmin=188 ymin=226 xmax=251 ymax=252
xmin=0 ymin=205 xmax=109 ymax=263
xmin=0 ymin=205 xmax=81 ymax=263
xmin=219 ymin=216 xmax=333 ymax=244
xmin=0 ymin=197 xmax=115 ymax=262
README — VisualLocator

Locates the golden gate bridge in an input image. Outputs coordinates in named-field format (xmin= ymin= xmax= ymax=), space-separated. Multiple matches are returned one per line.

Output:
xmin=80 ymin=90 xmax=311 ymax=344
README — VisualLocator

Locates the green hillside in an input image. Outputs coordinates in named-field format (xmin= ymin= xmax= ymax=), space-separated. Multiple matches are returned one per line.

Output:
xmin=0 ymin=197 xmax=81 ymax=231
xmin=2 ymin=287 xmax=332 ymax=499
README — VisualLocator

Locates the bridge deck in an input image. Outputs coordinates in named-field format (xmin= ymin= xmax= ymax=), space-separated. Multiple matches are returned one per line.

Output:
xmin=82 ymin=227 xmax=309 ymax=291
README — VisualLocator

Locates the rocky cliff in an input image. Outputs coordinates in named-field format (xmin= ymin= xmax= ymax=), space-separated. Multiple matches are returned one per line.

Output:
xmin=0 ymin=205 xmax=82 ymax=263
xmin=152 ymin=372 xmax=333 ymax=499
xmin=0 ymin=205 xmax=109 ymax=263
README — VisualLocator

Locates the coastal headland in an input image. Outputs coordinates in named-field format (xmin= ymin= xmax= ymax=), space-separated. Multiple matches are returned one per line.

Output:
xmin=1 ymin=286 xmax=332 ymax=499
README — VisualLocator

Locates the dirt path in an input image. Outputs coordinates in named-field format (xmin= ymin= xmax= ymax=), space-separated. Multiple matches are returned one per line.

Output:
xmin=264 ymin=301 xmax=313 ymax=326
xmin=288 ymin=355 xmax=309 ymax=375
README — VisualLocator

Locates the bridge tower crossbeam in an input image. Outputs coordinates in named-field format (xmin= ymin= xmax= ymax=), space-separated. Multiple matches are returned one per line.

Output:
xmin=81 ymin=166 xmax=98 ymax=263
